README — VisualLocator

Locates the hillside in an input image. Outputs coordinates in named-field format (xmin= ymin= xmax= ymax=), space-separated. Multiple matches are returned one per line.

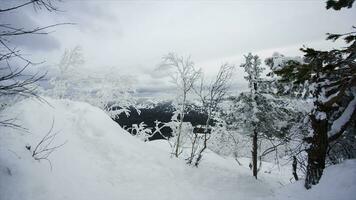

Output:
xmin=0 ymin=97 xmax=354 ymax=200
xmin=0 ymin=98 xmax=282 ymax=200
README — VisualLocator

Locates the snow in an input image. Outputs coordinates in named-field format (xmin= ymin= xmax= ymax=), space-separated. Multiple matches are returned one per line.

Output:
xmin=315 ymin=111 xmax=327 ymax=120
xmin=320 ymin=90 xmax=339 ymax=104
xmin=0 ymin=97 xmax=286 ymax=200
xmin=328 ymin=96 xmax=356 ymax=137
xmin=1 ymin=97 xmax=355 ymax=200
xmin=268 ymin=52 xmax=303 ymax=71
xmin=266 ymin=159 xmax=356 ymax=200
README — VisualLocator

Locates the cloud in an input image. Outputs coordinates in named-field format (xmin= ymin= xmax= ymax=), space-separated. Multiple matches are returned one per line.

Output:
xmin=0 ymin=8 xmax=60 ymax=52
xmin=2 ymin=0 xmax=355 ymax=97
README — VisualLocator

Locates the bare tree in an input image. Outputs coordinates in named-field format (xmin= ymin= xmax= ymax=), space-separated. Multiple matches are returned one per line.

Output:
xmin=158 ymin=53 xmax=201 ymax=158
xmin=190 ymin=63 xmax=235 ymax=166
xmin=0 ymin=0 xmax=67 ymax=127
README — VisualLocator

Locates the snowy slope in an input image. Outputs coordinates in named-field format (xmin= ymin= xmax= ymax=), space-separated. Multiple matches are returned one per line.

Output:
xmin=0 ymin=97 xmax=285 ymax=200
xmin=3 ymin=97 xmax=354 ymax=200
xmin=266 ymin=159 xmax=356 ymax=200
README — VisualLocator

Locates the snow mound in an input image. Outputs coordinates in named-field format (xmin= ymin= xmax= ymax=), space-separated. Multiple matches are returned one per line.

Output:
xmin=0 ymin=98 xmax=177 ymax=200
xmin=0 ymin=97 xmax=284 ymax=200
xmin=267 ymin=159 xmax=356 ymax=200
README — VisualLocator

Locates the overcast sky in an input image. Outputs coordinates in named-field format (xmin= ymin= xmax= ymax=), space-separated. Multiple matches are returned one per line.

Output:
xmin=3 ymin=0 xmax=356 ymax=97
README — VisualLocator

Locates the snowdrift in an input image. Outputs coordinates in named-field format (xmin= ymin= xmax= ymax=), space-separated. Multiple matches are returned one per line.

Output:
xmin=0 ymin=97 xmax=282 ymax=200
xmin=267 ymin=159 xmax=356 ymax=200
xmin=1 ymin=97 xmax=353 ymax=200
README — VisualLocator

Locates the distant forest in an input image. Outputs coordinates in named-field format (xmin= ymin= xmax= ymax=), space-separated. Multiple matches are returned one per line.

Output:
xmin=114 ymin=101 xmax=209 ymax=140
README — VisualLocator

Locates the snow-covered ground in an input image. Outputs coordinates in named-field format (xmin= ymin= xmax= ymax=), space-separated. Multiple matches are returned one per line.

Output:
xmin=0 ymin=97 xmax=354 ymax=200
xmin=267 ymin=159 xmax=356 ymax=200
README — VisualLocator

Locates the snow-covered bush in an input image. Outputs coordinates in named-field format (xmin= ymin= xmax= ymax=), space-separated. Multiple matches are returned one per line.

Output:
xmin=165 ymin=110 xmax=194 ymax=157
xmin=126 ymin=122 xmax=152 ymax=142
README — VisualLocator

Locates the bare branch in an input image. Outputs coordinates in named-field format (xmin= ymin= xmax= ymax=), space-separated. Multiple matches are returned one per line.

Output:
xmin=30 ymin=119 xmax=67 ymax=170
xmin=0 ymin=0 xmax=60 ymax=13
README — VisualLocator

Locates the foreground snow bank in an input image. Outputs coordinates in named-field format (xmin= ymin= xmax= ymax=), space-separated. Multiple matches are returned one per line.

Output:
xmin=267 ymin=159 xmax=356 ymax=200
xmin=0 ymin=97 xmax=284 ymax=200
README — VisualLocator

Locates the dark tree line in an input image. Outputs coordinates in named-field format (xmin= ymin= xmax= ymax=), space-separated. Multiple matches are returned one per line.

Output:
xmin=115 ymin=102 xmax=210 ymax=140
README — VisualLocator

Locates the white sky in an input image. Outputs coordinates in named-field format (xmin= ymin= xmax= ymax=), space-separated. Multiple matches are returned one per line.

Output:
xmin=5 ymin=0 xmax=356 ymax=97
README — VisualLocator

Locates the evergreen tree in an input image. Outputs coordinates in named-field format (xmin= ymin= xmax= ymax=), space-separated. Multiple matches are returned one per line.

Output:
xmin=264 ymin=52 xmax=310 ymax=98
xmin=273 ymin=28 xmax=356 ymax=189
xmin=239 ymin=53 xmax=263 ymax=179
xmin=326 ymin=0 xmax=354 ymax=10
xmin=224 ymin=89 xmax=306 ymax=178
xmin=222 ymin=52 xmax=312 ymax=180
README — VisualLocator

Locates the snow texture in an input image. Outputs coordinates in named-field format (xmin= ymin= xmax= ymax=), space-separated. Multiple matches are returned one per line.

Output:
xmin=266 ymin=159 xmax=356 ymax=200
xmin=329 ymin=96 xmax=356 ymax=137
xmin=268 ymin=52 xmax=303 ymax=71
xmin=0 ymin=97 xmax=285 ymax=200
xmin=0 ymin=97 xmax=354 ymax=200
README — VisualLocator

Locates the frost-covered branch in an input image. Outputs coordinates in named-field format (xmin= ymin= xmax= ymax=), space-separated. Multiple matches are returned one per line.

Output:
xmin=328 ymin=96 xmax=356 ymax=141
xmin=158 ymin=52 xmax=201 ymax=158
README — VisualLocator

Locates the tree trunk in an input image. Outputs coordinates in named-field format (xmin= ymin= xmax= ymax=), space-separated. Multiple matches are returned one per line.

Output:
xmin=292 ymin=156 xmax=299 ymax=181
xmin=187 ymin=132 xmax=198 ymax=164
xmin=175 ymin=118 xmax=183 ymax=157
xmin=304 ymin=114 xmax=328 ymax=189
xmin=252 ymin=129 xmax=258 ymax=179
xmin=251 ymin=82 xmax=258 ymax=179
xmin=175 ymin=94 xmax=186 ymax=158
xmin=194 ymin=133 xmax=207 ymax=167
xmin=194 ymin=115 xmax=210 ymax=167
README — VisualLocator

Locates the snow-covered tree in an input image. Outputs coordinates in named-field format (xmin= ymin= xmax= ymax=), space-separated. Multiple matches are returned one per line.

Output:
xmin=81 ymin=70 xmax=138 ymax=118
xmin=239 ymin=53 xmax=263 ymax=179
xmin=49 ymin=46 xmax=84 ymax=99
xmin=263 ymin=52 xmax=309 ymax=98
xmin=220 ymin=53 xmax=308 ymax=179
xmin=46 ymin=47 xmax=138 ymax=118
xmin=224 ymin=91 xmax=306 ymax=174
xmin=189 ymin=63 xmax=235 ymax=166
xmin=274 ymin=28 xmax=356 ymax=189
xmin=208 ymin=113 xmax=248 ymax=166
xmin=158 ymin=53 xmax=201 ymax=158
